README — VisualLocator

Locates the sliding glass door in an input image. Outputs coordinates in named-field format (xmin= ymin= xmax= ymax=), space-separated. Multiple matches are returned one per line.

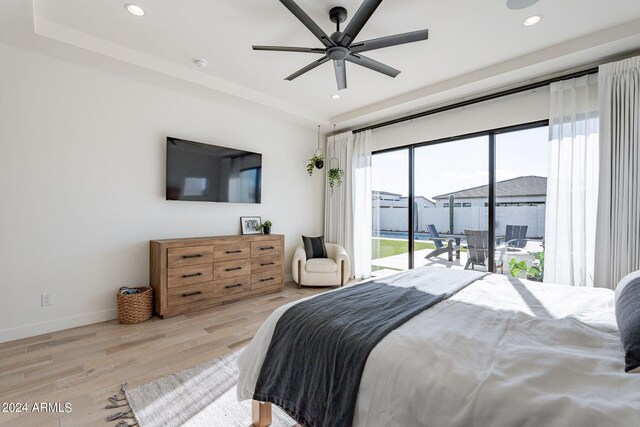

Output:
xmin=371 ymin=149 xmax=409 ymax=275
xmin=413 ymin=136 xmax=489 ymax=269
xmin=371 ymin=122 xmax=549 ymax=277
xmin=495 ymin=126 xmax=549 ymax=280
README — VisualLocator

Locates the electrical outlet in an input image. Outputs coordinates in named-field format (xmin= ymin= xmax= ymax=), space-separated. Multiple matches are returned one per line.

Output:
xmin=41 ymin=293 xmax=52 ymax=307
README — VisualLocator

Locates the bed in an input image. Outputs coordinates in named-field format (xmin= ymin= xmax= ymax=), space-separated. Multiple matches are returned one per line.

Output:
xmin=237 ymin=266 xmax=640 ymax=427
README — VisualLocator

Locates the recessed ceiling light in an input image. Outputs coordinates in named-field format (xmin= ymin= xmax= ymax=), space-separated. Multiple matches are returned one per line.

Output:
xmin=193 ymin=59 xmax=208 ymax=68
xmin=522 ymin=14 xmax=543 ymax=26
xmin=331 ymin=94 xmax=341 ymax=100
xmin=506 ymin=0 xmax=540 ymax=10
xmin=124 ymin=3 xmax=145 ymax=16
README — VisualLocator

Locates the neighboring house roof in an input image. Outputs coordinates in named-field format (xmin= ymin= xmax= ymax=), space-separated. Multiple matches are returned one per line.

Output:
xmin=373 ymin=190 xmax=402 ymax=197
xmin=432 ymin=176 xmax=547 ymax=200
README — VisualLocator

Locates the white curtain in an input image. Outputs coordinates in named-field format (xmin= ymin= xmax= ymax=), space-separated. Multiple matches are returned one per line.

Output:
xmin=544 ymin=74 xmax=599 ymax=287
xmin=352 ymin=130 xmax=372 ymax=279
xmin=325 ymin=131 xmax=354 ymax=276
xmin=595 ymin=56 xmax=640 ymax=289
xmin=324 ymin=130 xmax=373 ymax=279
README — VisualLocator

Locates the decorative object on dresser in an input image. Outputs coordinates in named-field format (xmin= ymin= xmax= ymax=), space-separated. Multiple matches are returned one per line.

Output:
xmin=240 ymin=216 xmax=262 ymax=235
xmin=259 ymin=220 xmax=272 ymax=235
xmin=150 ymin=234 xmax=284 ymax=318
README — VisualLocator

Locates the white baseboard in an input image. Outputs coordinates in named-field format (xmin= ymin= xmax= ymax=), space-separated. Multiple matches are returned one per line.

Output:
xmin=0 ymin=309 xmax=117 ymax=344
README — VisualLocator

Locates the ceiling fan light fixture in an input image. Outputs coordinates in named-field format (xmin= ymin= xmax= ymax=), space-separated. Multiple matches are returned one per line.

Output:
xmin=331 ymin=94 xmax=341 ymax=100
xmin=124 ymin=3 xmax=145 ymax=16
xmin=522 ymin=14 xmax=543 ymax=26
xmin=193 ymin=58 xmax=208 ymax=68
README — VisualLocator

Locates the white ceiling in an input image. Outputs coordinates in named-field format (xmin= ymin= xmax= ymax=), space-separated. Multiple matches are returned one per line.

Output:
xmin=2 ymin=0 xmax=640 ymax=129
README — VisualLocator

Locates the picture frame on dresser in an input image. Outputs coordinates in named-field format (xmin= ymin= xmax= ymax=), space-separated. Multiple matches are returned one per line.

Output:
xmin=240 ymin=216 xmax=262 ymax=235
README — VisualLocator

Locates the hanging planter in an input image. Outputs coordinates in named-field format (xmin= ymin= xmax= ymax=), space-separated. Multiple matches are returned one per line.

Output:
xmin=307 ymin=125 xmax=325 ymax=176
xmin=328 ymin=162 xmax=344 ymax=193
xmin=328 ymin=124 xmax=345 ymax=193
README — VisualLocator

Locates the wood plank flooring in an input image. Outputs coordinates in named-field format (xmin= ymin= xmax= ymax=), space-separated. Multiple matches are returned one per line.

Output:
xmin=0 ymin=282 xmax=330 ymax=426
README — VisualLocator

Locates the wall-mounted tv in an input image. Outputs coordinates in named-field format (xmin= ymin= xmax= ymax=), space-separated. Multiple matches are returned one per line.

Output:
xmin=166 ymin=137 xmax=262 ymax=203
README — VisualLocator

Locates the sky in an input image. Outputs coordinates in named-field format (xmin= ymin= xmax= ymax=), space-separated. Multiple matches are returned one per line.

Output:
xmin=372 ymin=126 xmax=550 ymax=200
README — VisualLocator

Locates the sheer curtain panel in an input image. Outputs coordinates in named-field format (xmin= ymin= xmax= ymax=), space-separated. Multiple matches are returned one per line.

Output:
xmin=595 ymin=56 xmax=640 ymax=289
xmin=324 ymin=131 xmax=354 ymax=277
xmin=352 ymin=130 xmax=372 ymax=279
xmin=545 ymin=75 xmax=599 ymax=287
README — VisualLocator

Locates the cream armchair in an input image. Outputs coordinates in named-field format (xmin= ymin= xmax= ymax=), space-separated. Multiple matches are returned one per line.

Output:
xmin=292 ymin=243 xmax=350 ymax=287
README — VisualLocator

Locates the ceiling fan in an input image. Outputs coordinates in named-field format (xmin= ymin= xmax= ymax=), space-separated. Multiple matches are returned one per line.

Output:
xmin=253 ymin=0 xmax=429 ymax=91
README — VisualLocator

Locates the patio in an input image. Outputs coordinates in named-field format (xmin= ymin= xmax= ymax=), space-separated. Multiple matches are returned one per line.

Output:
xmin=371 ymin=238 xmax=544 ymax=279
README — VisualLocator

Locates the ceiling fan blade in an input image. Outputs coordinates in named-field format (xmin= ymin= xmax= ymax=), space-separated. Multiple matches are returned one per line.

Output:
xmin=350 ymin=29 xmax=429 ymax=53
xmin=252 ymin=45 xmax=326 ymax=54
xmin=334 ymin=59 xmax=347 ymax=90
xmin=346 ymin=53 xmax=400 ymax=78
xmin=279 ymin=0 xmax=335 ymax=48
xmin=285 ymin=56 xmax=330 ymax=81
xmin=338 ymin=0 xmax=383 ymax=47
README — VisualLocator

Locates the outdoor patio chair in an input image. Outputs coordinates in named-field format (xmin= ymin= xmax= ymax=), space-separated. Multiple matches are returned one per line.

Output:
xmin=505 ymin=225 xmax=528 ymax=249
xmin=463 ymin=229 xmax=507 ymax=273
xmin=424 ymin=224 xmax=460 ymax=262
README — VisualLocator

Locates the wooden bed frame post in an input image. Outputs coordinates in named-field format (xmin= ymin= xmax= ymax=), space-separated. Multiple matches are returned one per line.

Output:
xmin=252 ymin=400 xmax=272 ymax=427
xmin=340 ymin=260 xmax=345 ymax=287
xmin=297 ymin=260 xmax=302 ymax=289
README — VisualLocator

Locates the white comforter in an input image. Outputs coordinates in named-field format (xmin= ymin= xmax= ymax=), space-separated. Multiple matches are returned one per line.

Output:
xmin=237 ymin=272 xmax=640 ymax=426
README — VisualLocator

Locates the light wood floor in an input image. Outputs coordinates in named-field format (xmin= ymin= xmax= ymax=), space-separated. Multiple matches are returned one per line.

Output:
xmin=0 ymin=282 xmax=331 ymax=427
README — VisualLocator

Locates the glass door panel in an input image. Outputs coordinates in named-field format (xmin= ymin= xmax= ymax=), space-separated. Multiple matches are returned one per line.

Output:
xmin=495 ymin=126 xmax=549 ymax=279
xmin=371 ymin=149 xmax=409 ymax=275
xmin=413 ymin=136 xmax=489 ymax=270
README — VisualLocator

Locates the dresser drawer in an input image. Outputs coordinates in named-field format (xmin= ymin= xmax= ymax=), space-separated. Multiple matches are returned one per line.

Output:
xmin=214 ymin=275 xmax=251 ymax=297
xmin=251 ymin=267 xmax=282 ymax=290
xmin=251 ymin=255 xmax=281 ymax=273
xmin=250 ymin=240 xmax=283 ymax=258
xmin=214 ymin=242 xmax=250 ymax=262
xmin=214 ymin=258 xmax=251 ymax=279
xmin=167 ymin=264 xmax=213 ymax=288
xmin=167 ymin=281 xmax=215 ymax=307
xmin=167 ymin=245 xmax=214 ymax=268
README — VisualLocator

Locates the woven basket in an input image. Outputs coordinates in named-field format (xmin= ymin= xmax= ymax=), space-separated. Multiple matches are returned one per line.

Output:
xmin=117 ymin=287 xmax=154 ymax=324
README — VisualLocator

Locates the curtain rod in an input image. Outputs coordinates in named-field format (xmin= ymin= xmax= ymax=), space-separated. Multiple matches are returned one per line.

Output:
xmin=351 ymin=66 xmax=599 ymax=134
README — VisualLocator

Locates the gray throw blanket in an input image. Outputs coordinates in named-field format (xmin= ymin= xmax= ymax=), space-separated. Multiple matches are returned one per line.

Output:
xmin=253 ymin=267 xmax=487 ymax=427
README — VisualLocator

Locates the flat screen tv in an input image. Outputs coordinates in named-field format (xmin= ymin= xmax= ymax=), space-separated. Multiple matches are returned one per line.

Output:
xmin=166 ymin=137 xmax=262 ymax=203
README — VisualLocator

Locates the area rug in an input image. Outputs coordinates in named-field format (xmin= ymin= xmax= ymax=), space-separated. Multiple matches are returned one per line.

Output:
xmin=106 ymin=349 xmax=296 ymax=427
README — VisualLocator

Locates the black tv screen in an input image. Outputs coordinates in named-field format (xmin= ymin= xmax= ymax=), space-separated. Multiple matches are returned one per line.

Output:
xmin=166 ymin=137 xmax=262 ymax=203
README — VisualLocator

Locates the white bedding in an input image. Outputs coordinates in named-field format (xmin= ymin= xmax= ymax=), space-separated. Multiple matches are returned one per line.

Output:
xmin=237 ymin=272 xmax=640 ymax=426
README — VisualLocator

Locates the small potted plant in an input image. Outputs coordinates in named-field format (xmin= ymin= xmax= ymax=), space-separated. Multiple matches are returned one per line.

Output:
xmin=328 ymin=167 xmax=344 ymax=193
xmin=307 ymin=153 xmax=325 ymax=176
xmin=259 ymin=220 xmax=272 ymax=235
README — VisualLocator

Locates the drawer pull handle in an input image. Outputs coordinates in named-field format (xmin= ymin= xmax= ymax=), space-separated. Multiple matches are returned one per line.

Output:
xmin=225 ymin=250 xmax=242 ymax=254
xmin=260 ymin=262 xmax=275 ymax=266
xmin=182 ymin=272 xmax=203 ymax=278
xmin=225 ymin=284 xmax=243 ymax=289
xmin=182 ymin=291 xmax=202 ymax=297
xmin=225 ymin=267 xmax=242 ymax=271
xmin=260 ymin=277 xmax=275 ymax=282
xmin=182 ymin=254 xmax=203 ymax=259
xmin=260 ymin=246 xmax=275 ymax=251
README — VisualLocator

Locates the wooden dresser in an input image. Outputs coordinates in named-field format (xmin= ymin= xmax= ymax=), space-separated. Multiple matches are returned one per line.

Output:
xmin=150 ymin=234 xmax=284 ymax=318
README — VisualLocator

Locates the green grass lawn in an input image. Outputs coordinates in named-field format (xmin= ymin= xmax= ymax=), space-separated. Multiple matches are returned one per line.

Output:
xmin=372 ymin=239 xmax=435 ymax=259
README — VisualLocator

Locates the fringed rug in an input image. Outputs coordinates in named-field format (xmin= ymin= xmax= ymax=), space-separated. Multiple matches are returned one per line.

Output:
xmin=105 ymin=349 xmax=296 ymax=427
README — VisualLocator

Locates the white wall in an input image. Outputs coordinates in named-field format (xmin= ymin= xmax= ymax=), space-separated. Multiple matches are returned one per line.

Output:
xmin=372 ymin=89 xmax=549 ymax=151
xmin=373 ymin=205 xmax=546 ymax=238
xmin=0 ymin=44 xmax=324 ymax=342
